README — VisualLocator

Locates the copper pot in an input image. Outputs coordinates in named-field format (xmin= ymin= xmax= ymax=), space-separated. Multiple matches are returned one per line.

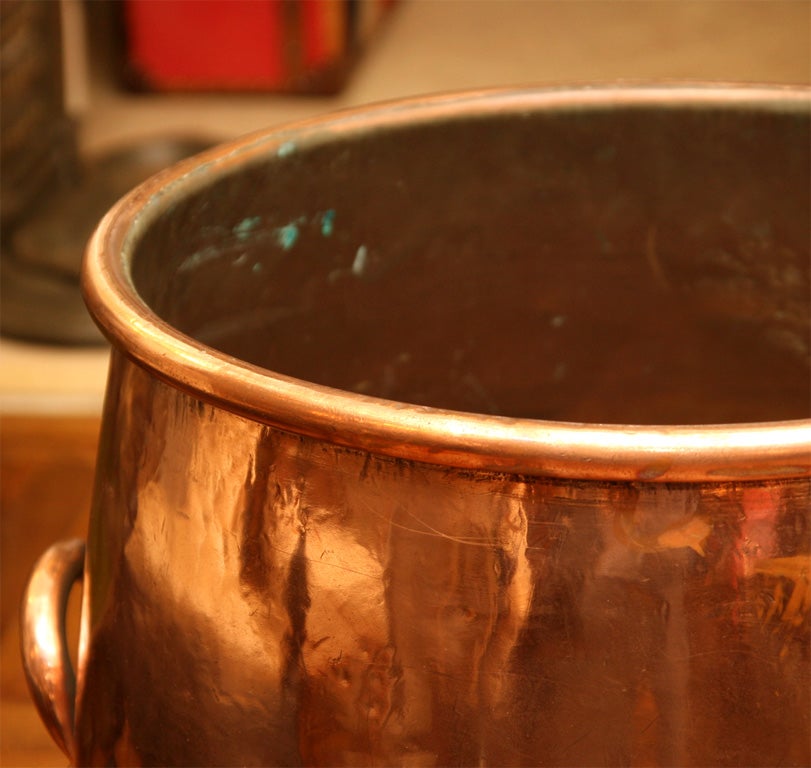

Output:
xmin=22 ymin=85 xmax=810 ymax=767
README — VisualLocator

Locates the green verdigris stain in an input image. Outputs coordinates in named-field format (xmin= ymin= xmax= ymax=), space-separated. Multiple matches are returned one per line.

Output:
xmin=275 ymin=223 xmax=299 ymax=250
xmin=234 ymin=212 xmax=331 ymax=253
xmin=233 ymin=216 xmax=261 ymax=241
xmin=320 ymin=209 xmax=336 ymax=237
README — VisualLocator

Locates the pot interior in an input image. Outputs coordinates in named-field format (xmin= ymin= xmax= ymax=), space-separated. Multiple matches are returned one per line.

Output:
xmin=130 ymin=96 xmax=810 ymax=425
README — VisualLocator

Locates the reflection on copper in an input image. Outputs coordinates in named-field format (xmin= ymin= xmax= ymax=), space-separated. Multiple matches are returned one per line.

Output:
xmin=21 ymin=85 xmax=811 ymax=766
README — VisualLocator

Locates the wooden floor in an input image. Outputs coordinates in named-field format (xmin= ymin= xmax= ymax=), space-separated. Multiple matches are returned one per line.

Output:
xmin=1 ymin=416 xmax=100 ymax=767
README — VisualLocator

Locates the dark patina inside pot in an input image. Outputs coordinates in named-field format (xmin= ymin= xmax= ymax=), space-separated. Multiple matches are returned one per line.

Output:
xmin=131 ymin=92 xmax=809 ymax=426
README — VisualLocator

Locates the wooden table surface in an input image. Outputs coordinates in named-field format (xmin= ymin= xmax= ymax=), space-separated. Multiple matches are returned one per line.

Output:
xmin=1 ymin=417 xmax=98 ymax=767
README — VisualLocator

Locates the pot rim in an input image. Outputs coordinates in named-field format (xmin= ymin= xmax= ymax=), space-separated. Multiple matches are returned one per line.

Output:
xmin=83 ymin=82 xmax=811 ymax=482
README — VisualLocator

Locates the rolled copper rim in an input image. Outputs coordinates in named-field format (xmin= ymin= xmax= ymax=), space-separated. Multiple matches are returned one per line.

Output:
xmin=83 ymin=84 xmax=811 ymax=482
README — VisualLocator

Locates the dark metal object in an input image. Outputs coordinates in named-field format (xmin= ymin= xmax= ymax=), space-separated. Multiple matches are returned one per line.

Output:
xmin=1 ymin=139 xmax=213 ymax=345
xmin=0 ymin=1 xmax=211 ymax=344
xmin=0 ymin=0 xmax=79 ymax=227
xmin=0 ymin=255 xmax=102 ymax=345
xmin=22 ymin=85 xmax=811 ymax=767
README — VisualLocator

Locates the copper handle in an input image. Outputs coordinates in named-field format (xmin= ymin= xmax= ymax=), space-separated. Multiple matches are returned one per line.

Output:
xmin=20 ymin=538 xmax=86 ymax=761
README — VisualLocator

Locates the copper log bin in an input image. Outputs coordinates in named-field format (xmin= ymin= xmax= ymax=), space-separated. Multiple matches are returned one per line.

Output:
xmin=20 ymin=85 xmax=811 ymax=766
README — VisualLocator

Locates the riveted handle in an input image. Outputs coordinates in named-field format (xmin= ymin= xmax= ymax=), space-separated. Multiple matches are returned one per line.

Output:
xmin=20 ymin=538 xmax=86 ymax=761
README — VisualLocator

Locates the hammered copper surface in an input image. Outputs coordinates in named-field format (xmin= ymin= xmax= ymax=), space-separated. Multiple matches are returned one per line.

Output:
xmin=74 ymin=355 xmax=809 ymax=766
xmin=22 ymin=85 xmax=811 ymax=766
